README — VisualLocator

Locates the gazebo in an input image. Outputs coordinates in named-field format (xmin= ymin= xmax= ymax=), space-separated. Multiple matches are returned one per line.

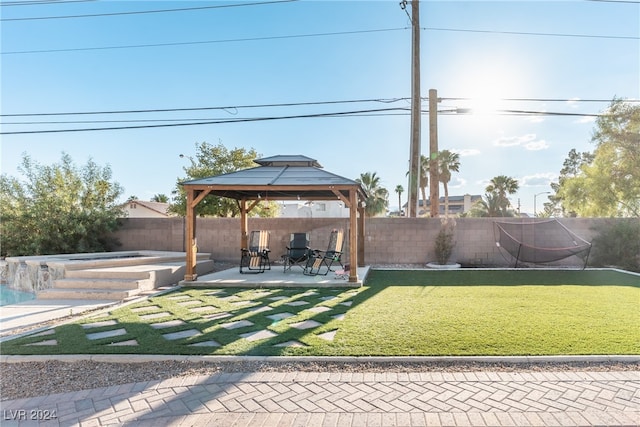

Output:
xmin=180 ymin=155 xmax=368 ymax=282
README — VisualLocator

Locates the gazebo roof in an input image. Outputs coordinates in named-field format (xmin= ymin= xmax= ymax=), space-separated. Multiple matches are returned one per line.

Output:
xmin=181 ymin=155 xmax=366 ymax=201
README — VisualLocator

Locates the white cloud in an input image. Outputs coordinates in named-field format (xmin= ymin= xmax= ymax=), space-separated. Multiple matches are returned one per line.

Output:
xmin=575 ymin=116 xmax=596 ymax=124
xmin=521 ymin=172 xmax=557 ymax=187
xmin=567 ymin=97 xmax=581 ymax=108
xmin=524 ymin=139 xmax=549 ymax=151
xmin=453 ymin=148 xmax=481 ymax=157
xmin=448 ymin=177 xmax=467 ymax=189
xmin=494 ymin=134 xmax=532 ymax=147
xmin=493 ymin=133 xmax=548 ymax=150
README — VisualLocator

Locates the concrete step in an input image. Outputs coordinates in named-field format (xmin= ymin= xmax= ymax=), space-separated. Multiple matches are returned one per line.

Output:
xmin=53 ymin=278 xmax=149 ymax=290
xmin=65 ymin=269 xmax=152 ymax=280
xmin=37 ymin=288 xmax=139 ymax=301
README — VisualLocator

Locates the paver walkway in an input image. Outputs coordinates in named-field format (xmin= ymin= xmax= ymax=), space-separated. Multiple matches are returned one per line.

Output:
xmin=2 ymin=369 xmax=638 ymax=426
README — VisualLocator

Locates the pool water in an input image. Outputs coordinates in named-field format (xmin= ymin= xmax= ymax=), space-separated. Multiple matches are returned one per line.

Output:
xmin=0 ymin=285 xmax=35 ymax=306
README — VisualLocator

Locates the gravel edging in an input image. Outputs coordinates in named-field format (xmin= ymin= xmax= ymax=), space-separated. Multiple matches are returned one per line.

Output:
xmin=1 ymin=358 xmax=638 ymax=401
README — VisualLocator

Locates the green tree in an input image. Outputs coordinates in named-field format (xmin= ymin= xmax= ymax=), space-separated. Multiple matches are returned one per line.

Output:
xmin=0 ymin=153 xmax=124 ymax=256
xmin=547 ymin=149 xmax=595 ymax=217
xmin=437 ymin=150 xmax=460 ymax=217
xmin=419 ymin=154 xmax=429 ymax=206
xmin=170 ymin=142 xmax=276 ymax=217
xmin=151 ymin=194 xmax=169 ymax=203
xmin=556 ymin=99 xmax=640 ymax=217
xmin=464 ymin=193 xmax=507 ymax=217
xmin=394 ymin=184 xmax=404 ymax=216
xmin=485 ymin=175 xmax=519 ymax=216
xmin=357 ymin=171 xmax=389 ymax=217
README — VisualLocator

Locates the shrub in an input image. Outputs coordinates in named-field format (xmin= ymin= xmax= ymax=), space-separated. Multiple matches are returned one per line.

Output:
xmin=590 ymin=220 xmax=640 ymax=272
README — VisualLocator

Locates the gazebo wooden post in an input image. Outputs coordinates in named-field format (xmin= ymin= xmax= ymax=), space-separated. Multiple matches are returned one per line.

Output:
xmin=348 ymin=189 xmax=359 ymax=282
xmin=184 ymin=188 xmax=198 ymax=281
xmin=240 ymin=199 xmax=248 ymax=250
xmin=357 ymin=202 xmax=365 ymax=267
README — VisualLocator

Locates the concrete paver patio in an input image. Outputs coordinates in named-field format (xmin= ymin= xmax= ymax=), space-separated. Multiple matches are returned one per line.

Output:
xmin=1 ymin=356 xmax=638 ymax=427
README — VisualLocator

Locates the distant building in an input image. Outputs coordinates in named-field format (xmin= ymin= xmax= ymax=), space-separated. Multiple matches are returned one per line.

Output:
xmin=405 ymin=194 xmax=482 ymax=216
xmin=121 ymin=200 xmax=172 ymax=218
xmin=279 ymin=200 xmax=349 ymax=218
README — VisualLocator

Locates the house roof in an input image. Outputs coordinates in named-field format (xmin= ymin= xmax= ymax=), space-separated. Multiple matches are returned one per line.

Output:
xmin=181 ymin=155 xmax=366 ymax=201
xmin=123 ymin=200 xmax=171 ymax=216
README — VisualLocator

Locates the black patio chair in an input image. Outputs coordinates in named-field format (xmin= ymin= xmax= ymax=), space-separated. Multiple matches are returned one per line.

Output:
xmin=240 ymin=230 xmax=271 ymax=274
xmin=304 ymin=229 xmax=344 ymax=276
xmin=283 ymin=232 xmax=310 ymax=272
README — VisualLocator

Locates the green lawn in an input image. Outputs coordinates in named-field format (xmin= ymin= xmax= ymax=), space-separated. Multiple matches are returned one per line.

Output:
xmin=2 ymin=269 xmax=638 ymax=356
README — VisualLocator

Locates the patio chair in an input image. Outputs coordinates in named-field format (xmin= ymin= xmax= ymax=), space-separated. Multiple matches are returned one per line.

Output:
xmin=240 ymin=230 xmax=271 ymax=274
xmin=283 ymin=232 xmax=310 ymax=272
xmin=304 ymin=229 xmax=344 ymax=276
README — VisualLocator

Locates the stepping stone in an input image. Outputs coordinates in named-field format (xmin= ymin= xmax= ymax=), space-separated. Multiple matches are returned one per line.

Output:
xmin=220 ymin=320 xmax=254 ymax=330
xmin=290 ymin=320 xmax=322 ymax=330
xmin=178 ymin=300 xmax=202 ymax=307
xmin=248 ymin=306 xmax=272 ymax=314
xmin=250 ymin=291 xmax=272 ymax=298
xmin=26 ymin=339 xmax=58 ymax=346
xmin=31 ymin=329 xmax=55 ymax=337
xmin=319 ymin=296 xmax=337 ymax=302
xmin=317 ymin=330 xmax=337 ymax=341
xmin=267 ymin=312 xmax=294 ymax=321
xmin=267 ymin=296 xmax=287 ymax=301
xmin=219 ymin=295 xmax=240 ymax=301
xmin=86 ymin=328 xmax=127 ymax=340
xmin=189 ymin=340 xmax=220 ymax=347
xmin=190 ymin=306 xmax=216 ymax=313
xmin=308 ymin=306 xmax=331 ymax=313
xmin=150 ymin=320 xmax=186 ymax=329
xmin=139 ymin=312 xmax=172 ymax=320
xmin=167 ymin=294 xmax=191 ymax=300
xmin=300 ymin=291 xmax=318 ymax=296
xmin=163 ymin=329 xmax=202 ymax=340
xmin=204 ymin=290 xmax=226 ymax=296
xmin=340 ymin=301 xmax=353 ymax=307
xmin=274 ymin=340 xmax=306 ymax=348
xmin=332 ymin=313 xmax=345 ymax=321
xmin=240 ymin=329 xmax=278 ymax=342
xmin=82 ymin=320 xmax=118 ymax=329
xmin=131 ymin=305 xmax=161 ymax=313
xmin=285 ymin=300 xmax=309 ymax=307
xmin=231 ymin=300 xmax=255 ymax=307
xmin=108 ymin=339 xmax=138 ymax=346
xmin=204 ymin=312 xmax=232 ymax=321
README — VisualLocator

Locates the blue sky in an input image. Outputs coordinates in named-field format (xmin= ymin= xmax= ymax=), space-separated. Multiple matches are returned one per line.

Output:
xmin=1 ymin=0 xmax=638 ymax=215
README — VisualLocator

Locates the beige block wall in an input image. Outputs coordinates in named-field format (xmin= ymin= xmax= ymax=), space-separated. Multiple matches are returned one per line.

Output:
xmin=112 ymin=217 xmax=625 ymax=267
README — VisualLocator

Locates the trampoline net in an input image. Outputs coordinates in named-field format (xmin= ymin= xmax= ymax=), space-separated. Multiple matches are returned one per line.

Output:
xmin=495 ymin=219 xmax=592 ymax=266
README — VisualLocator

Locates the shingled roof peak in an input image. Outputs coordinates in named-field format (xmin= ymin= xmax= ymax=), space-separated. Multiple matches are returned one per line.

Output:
xmin=254 ymin=155 xmax=322 ymax=168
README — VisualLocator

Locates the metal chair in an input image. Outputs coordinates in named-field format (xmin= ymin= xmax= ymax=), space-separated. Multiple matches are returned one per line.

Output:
xmin=283 ymin=232 xmax=310 ymax=272
xmin=304 ymin=229 xmax=344 ymax=276
xmin=240 ymin=230 xmax=271 ymax=274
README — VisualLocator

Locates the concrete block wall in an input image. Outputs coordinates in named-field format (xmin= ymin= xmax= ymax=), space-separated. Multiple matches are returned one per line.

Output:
xmin=112 ymin=217 xmax=626 ymax=267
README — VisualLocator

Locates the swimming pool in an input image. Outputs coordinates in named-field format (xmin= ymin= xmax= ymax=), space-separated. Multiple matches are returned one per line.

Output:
xmin=0 ymin=285 xmax=35 ymax=306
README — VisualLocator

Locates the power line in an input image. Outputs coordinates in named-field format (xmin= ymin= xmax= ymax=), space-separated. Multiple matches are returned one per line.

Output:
xmin=0 ymin=0 xmax=96 ymax=6
xmin=5 ymin=97 xmax=633 ymax=118
xmin=1 ymin=108 xmax=614 ymax=135
xmin=423 ymin=26 xmax=639 ymax=40
xmin=1 ymin=0 xmax=297 ymax=21
xmin=1 ymin=28 xmax=408 ymax=55
xmin=0 ymin=98 xmax=410 ymax=117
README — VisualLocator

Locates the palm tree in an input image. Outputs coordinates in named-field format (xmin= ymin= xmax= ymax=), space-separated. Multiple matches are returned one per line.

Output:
xmin=465 ymin=193 xmax=505 ymax=217
xmin=394 ymin=184 xmax=404 ymax=216
xmin=419 ymin=154 xmax=429 ymax=208
xmin=151 ymin=194 xmax=169 ymax=203
xmin=437 ymin=150 xmax=461 ymax=217
xmin=357 ymin=171 xmax=389 ymax=217
xmin=486 ymin=175 xmax=519 ymax=216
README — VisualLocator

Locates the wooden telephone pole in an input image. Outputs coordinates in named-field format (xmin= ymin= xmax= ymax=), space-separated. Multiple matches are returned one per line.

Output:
xmin=429 ymin=88 xmax=439 ymax=217
xmin=405 ymin=0 xmax=421 ymax=218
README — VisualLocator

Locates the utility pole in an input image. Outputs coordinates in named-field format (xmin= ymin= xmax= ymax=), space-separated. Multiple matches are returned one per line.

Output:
xmin=403 ymin=0 xmax=421 ymax=218
xmin=429 ymin=88 xmax=439 ymax=217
